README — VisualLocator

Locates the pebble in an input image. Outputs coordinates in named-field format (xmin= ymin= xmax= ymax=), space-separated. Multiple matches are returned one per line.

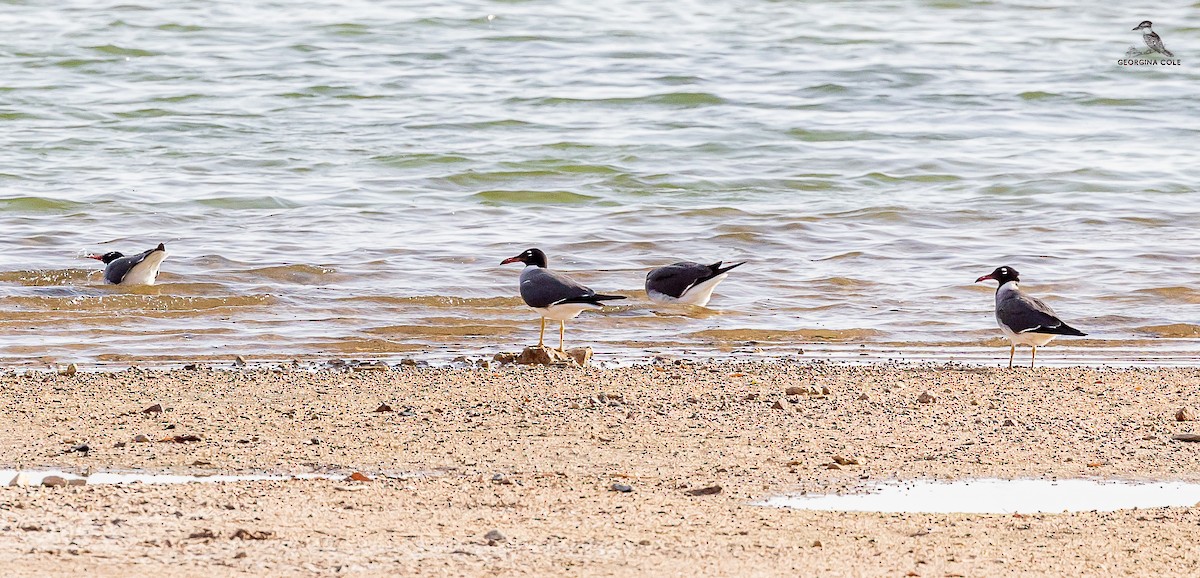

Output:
xmin=917 ymin=391 xmax=937 ymax=404
xmin=684 ymin=484 xmax=723 ymax=496
xmin=812 ymin=540 xmax=823 ymax=547
xmin=59 ymin=363 xmax=78 ymax=376
xmin=42 ymin=475 xmax=68 ymax=487
xmin=832 ymin=455 xmax=861 ymax=466
xmin=484 ymin=529 xmax=506 ymax=543
xmin=857 ymin=393 xmax=871 ymax=401
xmin=142 ymin=403 xmax=163 ymax=414
xmin=638 ymin=539 xmax=651 ymax=546
xmin=785 ymin=386 xmax=806 ymax=396
xmin=8 ymin=472 xmax=29 ymax=487
xmin=1002 ymin=419 xmax=1015 ymax=427
xmin=771 ymin=400 xmax=788 ymax=411
xmin=610 ymin=483 xmax=633 ymax=493
xmin=374 ymin=403 xmax=393 ymax=413
xmin=134 ymin=434 xmax=151 ymax=443
xmin=234 ymin=355 xmax=247 ymax=366
xmin=1176 ymin=408 xmax=1196 ymax=422
xmin=825 ymin=463 xmax=841 ymax=470
xmin=1172 ymin=433 xmax=1200 ymax=442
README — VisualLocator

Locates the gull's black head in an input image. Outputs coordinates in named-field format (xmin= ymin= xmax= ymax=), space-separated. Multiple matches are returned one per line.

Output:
xmin=501 ymin=248 xmax=547 ymax=268
xmin=89 ymin=251 xmax=125 ymax=264
xmin=1133 ymin=20 xmax=1153 ymax=31
xmin=975 ymin=266 xmax=1020 ymax=285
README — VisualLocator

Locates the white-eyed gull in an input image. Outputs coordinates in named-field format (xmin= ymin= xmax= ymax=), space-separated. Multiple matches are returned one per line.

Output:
xmin=89 ymin=243 xmax=168 ymax=285
xmin=501 ymin=248 xmax=626 ymax=351
xmin=645 ymin=260 xmax=744 ymax=307
xmin=975 ymin=266 xmax=1085 ymax=368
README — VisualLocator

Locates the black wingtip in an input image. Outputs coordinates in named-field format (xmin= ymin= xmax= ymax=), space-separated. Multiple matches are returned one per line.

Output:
xmin=155 ymin=243 xmax=166 ymax=251
xmin=592 ymin=294 xmax=627 ymax=302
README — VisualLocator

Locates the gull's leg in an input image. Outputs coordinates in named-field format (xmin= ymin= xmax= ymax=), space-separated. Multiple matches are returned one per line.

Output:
xmin=538 ymin=317 xmax=546 ymax=348
xmin=1031 ymin=345 xmax=1037 ymax=368
xmin=1008 ymin=344 xmax=1015 ymax=369
xmin=559 ymin=320 xmax=566 ymax=352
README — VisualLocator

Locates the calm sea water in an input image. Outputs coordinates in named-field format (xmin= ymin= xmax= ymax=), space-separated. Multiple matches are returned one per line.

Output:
xmin=0 ymin=0 xmax=1197 ymax=366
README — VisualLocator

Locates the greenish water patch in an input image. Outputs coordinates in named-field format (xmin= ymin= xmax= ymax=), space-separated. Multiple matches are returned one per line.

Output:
xmin=471 ymin=190 xmax=600 ymax=205
xmin=373 ymin=153 xmax=472 ymax=169
xmin=513 ymin=92 xmax=725 ymax=107
xmin=0 ymin=197 xmax=87 ymax=213
xmin=1018 ymin=91 xmax=1060 ymax=100
xmin=787 ymin=128 xmax=886 ymax=142
xmin=89 ymin=44 xmax=157 ymax=57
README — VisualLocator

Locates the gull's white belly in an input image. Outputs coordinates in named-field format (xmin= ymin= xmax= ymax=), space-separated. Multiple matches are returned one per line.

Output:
xmin=998 ymin=318 xmax=1057 ymax=347
xmin=534 ymin=302 xmax=600 ymax=321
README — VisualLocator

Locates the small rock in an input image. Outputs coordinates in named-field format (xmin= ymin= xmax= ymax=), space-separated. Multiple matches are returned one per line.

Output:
xmin=820 ymin=386 xmax=831 ymax=395
xmin=67 ymin=479 xmax=86 ymax=487
xmin=812 ymin=540 xmax=822 ymax=548
xmin=515 ymin=345 xmax=571 ymax=366
xmin=189 ymin=529 xmax=218 ymax=539
xmin=970 ymin=399 xmax=980 ymax=406
xmin=67 ymin=443 xmax=90 ymax=455
xmin=399 ymin=359 xmax=419 ymax=367
xmin=638 ymin=539 xmax=651 ymax=546
xmin=42 ymin=476 xmax=68 ymax=487
xmin=1176 ymin=408 xmax=1196 ymax=422
xmin=1002 ymin=419 xmax=1015 ymax=427
xmin=566 ymin=347 xmax=593 ymax=367
xmin=374 ymin=403 xmax=393 ymax=413
xmin=771 ymin=400 xmax=788 ymax=411
xmin=684 ymin=485 xmax=723 ymax=496
xmin=59 ymin=363 xmax=78 ymax=376
xmin=8 ymin=472 xmax=29 ymax=487
xmin=231 ymin=529 xmax=273 ymax=540
xmin=785 ymin=386 xmax=806 ymax=396
xmin=142 ymin=404 xmax=163 ymax=414
xmin=345 ymin=472 xmax=371 ymax=482
xmin=857 ymin=393 xmax=871 ymax=401
xmin=234 ymin=355 xmax=247 ymax=366
xmin=1172 ymin=433 xmax=1200 ymax=442
xmin=308 ymin=437 xmax=321 ymax=445
xmin=825 ymin=463 xmax=841 ymax=470
xmin=133 ymin=434 xmax=151 ymax=443
xmin=610 ymin=483 xmax=633 ymax=493
xmin=233 ymin=552 xmax=247 ymax=559
xmin=832 ymin=455 xmax=860 ymax=466
xmin=917 ymin=391 xmax=937 ymax=404
xmin=484 ymin=529 xmax=506 ymax=543
xmin=492 ymin=352 xmax=517 ymax=365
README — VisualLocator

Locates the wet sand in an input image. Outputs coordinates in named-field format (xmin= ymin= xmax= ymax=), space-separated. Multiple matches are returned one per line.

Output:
xmin=1 ymin=362 xmax=1199 ymax=576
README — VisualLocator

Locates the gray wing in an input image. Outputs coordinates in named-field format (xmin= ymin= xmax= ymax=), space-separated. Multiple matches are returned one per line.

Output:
xmin=997 ymin=293 xmax=1066 ymax=334
xmin=645 ymin=261 xmax=710 ymax=298
xmin=1146 ymin=33 xmax=1174 ymax=56
xmin=519 ymin=267 xmax=596 ymax=308
xmin=104 ymin=249 xmax=154 ymax=284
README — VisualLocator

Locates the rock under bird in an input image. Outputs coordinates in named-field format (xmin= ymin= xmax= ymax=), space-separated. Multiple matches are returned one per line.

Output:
xmin=645 ymin=260 xmax=745 ymax=307
xmin=500 ymin=248 xmax=626 ymax=351
xmin=1133 ymin=21 xmax=1173 ymax=57
xmin=975 ymin=266 xmax=1086 ymax=369
xmin=89 ymin=243 xmax=168 ymax=285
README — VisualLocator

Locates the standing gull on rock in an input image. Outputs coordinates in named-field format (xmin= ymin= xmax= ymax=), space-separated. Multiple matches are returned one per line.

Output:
xmin=501 ymin=248 xmax=626 ymax=351
xmin=88 ymin=243 xmax=169 ymax=285
xmin=975 ymin=266 xmax=1086 ymax=369
xmin=645 ymin=260 xmax=745 ymax=307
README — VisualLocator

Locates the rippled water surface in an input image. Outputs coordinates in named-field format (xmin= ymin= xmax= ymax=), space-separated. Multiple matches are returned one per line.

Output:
xmin=0 ymin=1 xmax=1197 ymax=365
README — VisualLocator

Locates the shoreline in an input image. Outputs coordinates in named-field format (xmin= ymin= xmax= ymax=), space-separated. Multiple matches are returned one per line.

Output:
xmin=1 ymin=362 xmax=1198 ymax=576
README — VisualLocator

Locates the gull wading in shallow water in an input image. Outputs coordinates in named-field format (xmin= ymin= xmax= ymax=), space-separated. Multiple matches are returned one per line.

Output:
xmin=88 ymin=243 xmax=168 ymax=285
xmin=501 ymin=248 xmax=626 ymax=351
xmin=645 ymin=260 xmax=745 ymax=307
xmin=975 ymin=266 xmax=1086 ymax=369
xmin=1133 ymin=21 xmax=1174 ymax=57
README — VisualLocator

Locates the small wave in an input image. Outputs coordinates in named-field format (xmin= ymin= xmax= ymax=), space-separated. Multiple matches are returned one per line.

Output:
xmin=1131 ymin=287 xmax=1200 ymax=304
xmin=690 ymin=328 xmax=881 ymax=342
xmin=88 ymin=44 xmax=157 ymax=57
xmin=1135 ymin=324 xmax=1200 ymax=338
xmin=0 ymin=196 xmax=88 ymax=212
xmin=511 ymin=92 xmax=725 ymax=107
xmin=471 ymin=190 xmax=600 ymax=204
xmin=365 ymin=324 xmax=516 ymax=337
xmin=246 ymin=265 xmax=337 ymax=284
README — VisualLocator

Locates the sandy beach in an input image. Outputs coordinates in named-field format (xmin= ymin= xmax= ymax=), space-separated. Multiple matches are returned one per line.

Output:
xmin=0 ymin=361 xmax=1198 ymax=576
